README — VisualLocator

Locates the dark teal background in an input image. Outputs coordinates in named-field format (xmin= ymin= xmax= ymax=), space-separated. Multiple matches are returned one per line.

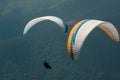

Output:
xmin=0 ymin=0 xmax=120 ymax=80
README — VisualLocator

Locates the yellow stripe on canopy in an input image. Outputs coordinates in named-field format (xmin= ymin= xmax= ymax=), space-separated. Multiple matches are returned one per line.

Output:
xmin=67 ymin=20 xmax=85 ymax=59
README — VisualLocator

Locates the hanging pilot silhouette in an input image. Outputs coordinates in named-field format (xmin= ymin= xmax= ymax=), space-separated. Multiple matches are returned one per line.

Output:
xmin=43 ymin=61 xmax=52 ymax=69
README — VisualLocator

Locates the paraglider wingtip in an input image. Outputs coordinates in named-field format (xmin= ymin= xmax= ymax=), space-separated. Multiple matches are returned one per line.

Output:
xmin=64 ymin=23 xmax=68 ymax=33
xmin=115 ymin=38 xmax=120 ymax=42
xmin=23 ymin=32 xmax=26 ymax=35
xmin=117 ymin=39 xmax=120 ymax=42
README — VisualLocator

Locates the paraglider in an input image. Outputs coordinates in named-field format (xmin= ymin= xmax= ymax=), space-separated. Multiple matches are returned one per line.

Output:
xmin=22 ymin=16 xmax=67 ymax=69
xmin=67 ymin=19 xmax=119 ymax=60
xmin=43 ymin=61 xmax=52 ymax=69
xmin=23 ymin=16 xmax=68 ymax=35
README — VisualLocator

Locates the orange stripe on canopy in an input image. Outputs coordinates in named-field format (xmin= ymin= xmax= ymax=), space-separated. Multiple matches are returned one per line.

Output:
xmin=67 ymin=20 xmax=85 ymax=59
xmin=99 ymin=25 xmax=116 ymax=41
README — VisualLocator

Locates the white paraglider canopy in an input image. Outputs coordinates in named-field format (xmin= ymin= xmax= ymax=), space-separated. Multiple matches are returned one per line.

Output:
xmin=23 ymin=16 xmax=67 ymax=35
xmin=67 ymin=19 xmax=119 ymax=60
